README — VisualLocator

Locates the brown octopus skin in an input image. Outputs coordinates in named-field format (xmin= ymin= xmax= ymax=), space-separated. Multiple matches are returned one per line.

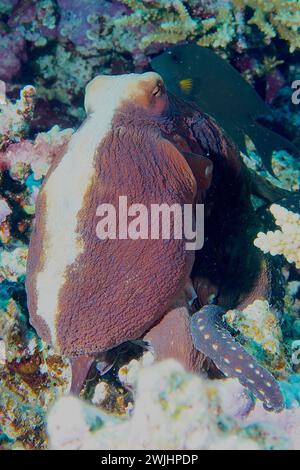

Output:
xmin=26 ymin=73 xmax=199 ymax=359
xmin=26 ymin=73 xmax=279 ymax=405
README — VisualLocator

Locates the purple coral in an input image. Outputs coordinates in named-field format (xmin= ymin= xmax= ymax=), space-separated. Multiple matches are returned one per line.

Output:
xmin=57 ymin=0 xmax=127 ymax=47
xmin=0 ymin=31 xmax=27 ymax=81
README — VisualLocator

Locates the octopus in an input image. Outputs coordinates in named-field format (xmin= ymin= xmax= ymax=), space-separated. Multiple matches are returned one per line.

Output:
xmin=26 ymin=72 xmax=284 ymax=412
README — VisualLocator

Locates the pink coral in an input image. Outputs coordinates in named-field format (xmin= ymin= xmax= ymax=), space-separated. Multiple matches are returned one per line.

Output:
xmin=0 ymin=126 xmax=73 ymax=180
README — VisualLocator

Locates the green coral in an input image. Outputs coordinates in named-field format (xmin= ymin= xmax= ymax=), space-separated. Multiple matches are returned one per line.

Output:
xmin=233 ymin=0 xmax=300 ymax=52
xmin=198 ymin=6 xmax=236 ymax=48
xmin=111 ymin=0 xmax=237 ymax=52
xmin=115 ymin=0 xmax=198 ymax=47
xmin=35 ymin=44 xmax=108 ymax=115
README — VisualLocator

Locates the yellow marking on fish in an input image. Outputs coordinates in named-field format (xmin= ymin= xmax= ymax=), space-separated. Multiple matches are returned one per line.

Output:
xmin=212 ymin=344 xmax=218 ymax=351
xmin=179 ymin=78 xmax=193 ymax=94
xmin=204 ymin=333 xmax=210 ymax=340
xmin=235 ymin=368 xmax=242 ymax=374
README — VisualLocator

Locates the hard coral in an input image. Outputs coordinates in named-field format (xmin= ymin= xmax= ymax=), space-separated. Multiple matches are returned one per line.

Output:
xmin=0 ymin=32 xmax=27 ymax=82
xmin=225 ymin=299 xmax=288 ymax=376
xmin=116 ymin=0 xmax=198 ymax=49
xmin=0 ymin=82 xmax=36 ymax=151
xmin=0 ymin=121 xmax=73 ymax=181
xmin=35 ymin=44 xmax=107 ymax=112
xmin=233 ymin=0 xmax=300 ymax=52
xmin=0 ymin=298 xmax=71 ymax=449
xmin=0 ymin=246 xmax=28 ymax=283
xmin=48 ymin=360 xmax=261 ymax=450
xmin=255 ymin=204 xmax=300 ymax=269
xmin=47 ymin=359 xmax=300 ymax=450
xmin=0 ymin=83 xmax=74 ymax=448
xmin=198 ymin=5 xmax=236 ymax=48
xmin=8 ymin=0 xmax=57 ymax=47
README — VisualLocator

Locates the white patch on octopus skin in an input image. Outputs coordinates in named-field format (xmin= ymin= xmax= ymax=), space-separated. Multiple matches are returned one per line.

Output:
xmin=35 ymin=72 xmax=164 ymax=348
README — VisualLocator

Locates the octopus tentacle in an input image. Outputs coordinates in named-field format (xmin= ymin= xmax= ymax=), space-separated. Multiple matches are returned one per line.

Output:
xmin=190 ymin=305 xmax=284 ymax=412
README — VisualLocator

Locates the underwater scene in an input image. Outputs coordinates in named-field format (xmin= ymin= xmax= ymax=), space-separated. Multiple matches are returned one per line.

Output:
xmin=0 ymin=0 xmax=300 ymax=452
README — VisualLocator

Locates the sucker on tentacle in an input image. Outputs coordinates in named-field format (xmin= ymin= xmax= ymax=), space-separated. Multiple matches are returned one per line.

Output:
xmin=190 ymin=305 xmax=284 ymax=412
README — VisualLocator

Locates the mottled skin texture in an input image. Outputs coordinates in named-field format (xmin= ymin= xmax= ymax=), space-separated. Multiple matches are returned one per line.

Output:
xmin=57 ymin=124 xmax=196 ymax=356
xmin=26 ymin=73 xmax=283 ymax=410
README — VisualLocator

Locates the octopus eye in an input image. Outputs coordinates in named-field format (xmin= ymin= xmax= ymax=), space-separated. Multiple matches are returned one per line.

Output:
xmin=152 ymin=81 xmax=164 ymax=97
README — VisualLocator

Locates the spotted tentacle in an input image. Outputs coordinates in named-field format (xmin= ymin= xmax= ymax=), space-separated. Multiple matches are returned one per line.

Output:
xmin=190 ymin=305 xmax=284 ymax=412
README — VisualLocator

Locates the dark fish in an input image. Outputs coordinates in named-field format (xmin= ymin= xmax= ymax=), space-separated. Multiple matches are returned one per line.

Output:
xmin=190 ymin=305 xmax=284 ymax=412
xmin=151 ymin=44 xmax=300 ymax=175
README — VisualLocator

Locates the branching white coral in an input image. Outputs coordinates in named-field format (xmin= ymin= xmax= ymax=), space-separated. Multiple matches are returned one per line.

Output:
xmin=233 ymin=0 xmax=300 ymax=52
xmin=254 ymin=204 xmax=300 ymax=268
xmin=114 ymin=0 xmax=197 ymax=48
xmin=198 ymin=6 xmax=236 ymax=48
xmin=0 ymin=81 xmax=36 ymax=149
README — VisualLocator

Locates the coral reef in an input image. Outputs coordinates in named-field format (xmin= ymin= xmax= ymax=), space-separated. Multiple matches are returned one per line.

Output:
xmin=0 ymin=0 xmax=298 ymax=125
xmin=197 ymin=5 xmax=236 ymax=49
xmin=233 ymin=0 xmax=300 ymax=52
xmin=47 ymin=359 xmax=300 ymax=450
xmin=114 ymin=0 xmax=198 ymax=50
xmin=242 ymin=150 xmax=300 ymax=192
xmin=0 ymin=246 xmax=28 ymax=283
xmin=0 ymin=297 xmax=71 ymax=449
xmin=0 ymin=31 xmax=26 ymax=82
xmin=0 ymin=84 xmax=73 ymax=182
xmin=0 ymin=198 xmax=11 ymax=224
xmin=0 ymin=82 xmax=36 ymax=150
xmin=225 ymin=300 xmax=288 ymax=377
xmin=0 ymin=85 xmax=74 ymax=449
xmin=255 ymin=205 xmax=300 ymax=269
xmin=47 ymin=360 xmax=262 ymax=450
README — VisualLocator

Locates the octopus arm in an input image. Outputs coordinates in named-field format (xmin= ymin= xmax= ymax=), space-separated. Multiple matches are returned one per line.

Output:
xmin=190 ymin=305 xmax=284 ymax=412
